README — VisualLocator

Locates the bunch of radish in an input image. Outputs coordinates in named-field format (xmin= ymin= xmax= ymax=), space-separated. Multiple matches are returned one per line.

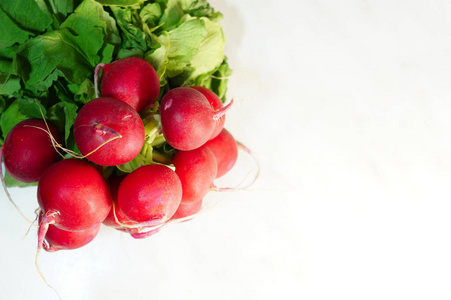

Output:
xmin=1 ymin=57 xmax=244 ymax=252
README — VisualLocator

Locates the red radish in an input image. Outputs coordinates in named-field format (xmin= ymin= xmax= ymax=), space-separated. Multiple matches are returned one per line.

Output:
xmin=42 ymin=220 xmax=100 ymax=252
xmin=73 ymin=97 xmax=145 ymax=166
xmin=202 ymin=128 xmax=238 ymax=178
xmin=37 ymin=159 xmax=112 ymax=249
xmin=95 ymin=57 xmax=160 ymax=112
xmin=160 ymin=87 xmax=233 ymax=151
xmin=117 ymin=164 xmax=182 ymax=225
xmin=128 ymin=198 xmax=203 ymax=239
xmin=126 ymin=226 xmax=162 ymax=239
xmin=190 ymin=86 xmax=225 ymax=140
xmin=171 ymin=147 xmax=217 ymax=203
xmin=103 ymin=174 xmax=135 ymax=229
xmin=171 ymin=198 xmax=203 ymax=221
xmin=1 ymin=119 xmax=61 ymax=183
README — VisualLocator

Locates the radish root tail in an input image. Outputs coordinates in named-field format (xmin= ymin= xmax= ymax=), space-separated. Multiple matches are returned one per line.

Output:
xmin=37 ymin=210 xmax=58 ymax=249
xmin=213 ymin=99 xmax=234 ymax=121
xmin=35 ymin=248 xmax=62 ymax=300
xmin=165 ymin=142 xmax=261 ymax=228
xmin=35 ymin=210 xmax=62 ymax=299
xmin=24 ymin=209 xmax=41 ymax=238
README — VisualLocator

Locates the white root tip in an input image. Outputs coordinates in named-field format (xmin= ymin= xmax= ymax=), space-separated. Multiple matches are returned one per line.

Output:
xmin=35 ymin=248 xmax=62 ymax=300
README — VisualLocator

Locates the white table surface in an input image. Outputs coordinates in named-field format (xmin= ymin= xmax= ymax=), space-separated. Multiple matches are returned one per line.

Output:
xmin=2 ymin=1 xmax=451 ymax=299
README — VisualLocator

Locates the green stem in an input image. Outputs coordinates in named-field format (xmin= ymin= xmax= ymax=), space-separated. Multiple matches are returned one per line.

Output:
xmin=152 ymin=150 xmax=171 ymax=164
xmin=151 ymin=135 xmax=166 ymax=146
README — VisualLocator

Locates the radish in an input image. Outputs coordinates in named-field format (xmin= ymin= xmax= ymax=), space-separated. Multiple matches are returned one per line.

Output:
xmin=94 ymin=57 xmax=160 ymax=112
xmin=117 ymin=164 xmax=182 ymax=226
xmin=171 ymin=198 xmax=203 ymax=221
xmin=202 ymin=128 xmax=238 ymax=178
xmin=37 ymin=159 xmax=112 ymax=250
xmin=125 ymin=225 xmax=162 ymax=239
xmin=73 ymin=97 xmax=145 ymax=166
xmin=190 ymin=86 xmax=225 ymax=140
xmin=171 ymin=147 xmax=217 ymax=203
xmin=1 ymin=119 xmax=62 ymax=183
xmin=160 ymin=87 xmax=233 ymax=151
xmin=42 ymin=219 xmax=100 ymax=252
xmin=129 ymin=198 xmax=204 ymax=239
xmin=103 ymin=174 xmax=135 ymax=229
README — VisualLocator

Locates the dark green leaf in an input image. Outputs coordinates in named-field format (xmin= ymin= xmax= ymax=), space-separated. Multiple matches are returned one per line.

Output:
xmin=0 ymin=45 xmax=18 ymax=74
xmin=0 ymin=0 xmax=53 ymax=32
xmin=47 ymin=0 xmax=77 ymax=20
xmin=63 ymin=101 xmax=78 ymax=143
xmin=15 ymin=29 xmax=93 ymax=85
xmin=0 ymin=0 xmax=52 ymax=49
xmin=18 ymin=98 xmax=47 ymax=119
xmin=60 ymin=0 xmax=109 ymax=66
xmin=96 ymin=0 xmax=146 ymax=6
xmin=3 ymin=170 xmax=38 ymax=187
xmin=0 ymin=99 xmax=27 ymax=140
xmin=45 ymin=98 xmax=79 ymax=143
xmin=0 ymin=75 xmax=20 ymax=96
xmin=23 ymin=69 xmax=62 ymax=96
xmin=0 ymin=8 xmax=32 ymax=49
xmin=45 ymin=102 xmax=66 ymax=134
xmin=67 ymin=78 xmax=96 ymax=105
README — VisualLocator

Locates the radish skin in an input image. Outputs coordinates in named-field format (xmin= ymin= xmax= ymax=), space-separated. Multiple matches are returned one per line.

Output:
xmin=103 ymin=174 xmax=135 ymax=229
xmin=95 ymin=57 xmax=160 ymax=112
xmin=73 ymin=97 xmax=145 ymax=166
xmin=43 ymin=221 xmax=101 ymax=252
xmin=160 ymin=87 xmax=233 ymax=151
xmin=117 ymin=164 xmax=182 ymax=225
xmin=37 ymin=159 xmax=112 ymax=249
xmin=171 ymin=198 xmax=203 ymax=221
xmin=171 ymin=147 xmax=217 ymax=203
xmin=202 ymin=128 xmax=238 ymax=178
xmin=190 ymin=86 xmax=225 ymax=140
xmin=2 ymin=119 xmax=62 ymax=183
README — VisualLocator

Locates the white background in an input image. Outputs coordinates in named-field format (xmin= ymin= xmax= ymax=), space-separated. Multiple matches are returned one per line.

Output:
xmin=2 ymin=0 xmax=451 ymax=299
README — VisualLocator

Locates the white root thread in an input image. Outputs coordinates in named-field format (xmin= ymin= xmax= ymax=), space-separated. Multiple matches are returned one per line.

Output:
xmin=35 ymin=210 xmax=62 ymax=299
xmin=212 ymin=141 xmax=260 ymax=192
xmin=138 ymin=142 xmax=261 ymax=233
xmin=35 ymin=248 xmax=62 ymax=300
xmin=29 ymin=99 xmax=123 ymax=160
xmin=24 ymin=124 xmax=122 ymax=160
xmin=143 ymin=198 xmax=227 ymax=233
xmin=112 ymin=201 xmax=166 ymax=230
xmin=24 ymin=209 xmax=41 ymax=238
xmin=112 ymin=201 xmax=137 ymax=228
